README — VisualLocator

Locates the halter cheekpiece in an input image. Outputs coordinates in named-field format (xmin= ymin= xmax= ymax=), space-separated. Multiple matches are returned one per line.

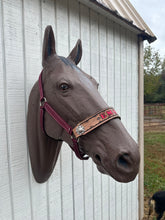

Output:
xmin=39 ymin=71 xmax=120 ymax=160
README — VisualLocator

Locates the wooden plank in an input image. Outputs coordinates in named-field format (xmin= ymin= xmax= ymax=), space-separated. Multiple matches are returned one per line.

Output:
xmin=0 ymin=0 xmax=13 ymax=218
xmin=56 ymin=1 xmax=74 ymax=219
xmin=48 ymin=160 xmax=62 ymax=220
xmin=80 ymin=4 xmax=91 ymax=73
xmin=107 ymin=19 xmax=116 ymax=220
xmin=131 ymin=35 xmax=138 ymax=143
xmin=23 ymin=0 xmax=49 ymax=219
xmin=120 ymin=28 xmax=127 ymax=131
xmin=90 ymin=9 xmax=102 ymax=220
xmin=2 ymin=0 xmax=32 ymax=219
xmin=114 ymin=23 xmax=122 ymax=220
xmin=68 ymin=1 xmax=85 ymax=219
xmin=41 ymin=0 xmax=56 ymax=32
xmin=120 ymin=26 xmax=128 ymax=220
xmin=40 ymin=1 xmax=62 ymax=219
xmin=138 ymin=37 xmax=144 ymax=220
xmin=131 ymin=34 xmax=139 ymax=220
xmin=99 ymin=15 xmax=108 ymax=102
xmin=126 ymin=30 xmax=132 ymax=137
xmin=80 ymin=4 xmax=94 ymax=219
xmin=114 ymin=24 xmax=121 ymax=113
xmin=126 ymin=30 xmax=133 ymax=220
xmin=99 ymin=14 xmax=109 ymax=220
xmin=56 ymin=0 xmax=69 ymax=56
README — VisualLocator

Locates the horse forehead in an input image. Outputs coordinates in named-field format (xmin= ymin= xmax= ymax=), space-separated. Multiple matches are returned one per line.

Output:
xmin=58 ymin=57 xmax=92 ymax=82
xmin=48 ymin=56 xmax=94 ymax=87
xmin=59 ymin=56 xmax=80 ymax=71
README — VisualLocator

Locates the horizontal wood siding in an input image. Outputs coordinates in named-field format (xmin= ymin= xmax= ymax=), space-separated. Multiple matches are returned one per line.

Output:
xmin=0 ymin=0 xmax=139 ymax=219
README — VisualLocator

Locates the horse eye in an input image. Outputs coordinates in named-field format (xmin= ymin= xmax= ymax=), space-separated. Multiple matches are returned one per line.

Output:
xmin=60 ymin=83 xmax=69 ymax=91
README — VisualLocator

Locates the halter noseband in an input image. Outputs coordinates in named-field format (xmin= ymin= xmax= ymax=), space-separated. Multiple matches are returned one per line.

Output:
xmin=39 ymin=71 xmax=120 ymax=160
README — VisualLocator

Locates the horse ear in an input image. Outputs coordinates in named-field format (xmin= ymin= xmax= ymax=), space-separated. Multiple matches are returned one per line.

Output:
xmin=68 ymin=39 xmax=82 ymax=65
xmin=42 ymin=25 xmax=56 ymax=67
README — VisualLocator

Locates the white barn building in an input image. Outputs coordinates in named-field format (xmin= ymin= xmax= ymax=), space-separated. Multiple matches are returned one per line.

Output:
xmin=0 ymin=0 xmax=156 ymax=219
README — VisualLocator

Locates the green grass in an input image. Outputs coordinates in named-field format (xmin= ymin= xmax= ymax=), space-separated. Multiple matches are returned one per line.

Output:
xmin=144 ymin=131 xmax=165 ymax=198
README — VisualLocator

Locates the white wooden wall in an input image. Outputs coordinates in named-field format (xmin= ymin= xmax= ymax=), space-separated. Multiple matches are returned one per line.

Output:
xmin=0 ymin=0 xmax=139 ymax=219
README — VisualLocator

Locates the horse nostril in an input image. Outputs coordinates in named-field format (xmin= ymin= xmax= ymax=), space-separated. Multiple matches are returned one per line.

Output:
xmin=117 ymin=153 xmax=130 ymax=169
xmin=95 ymin=154 xmax=101 ymax=163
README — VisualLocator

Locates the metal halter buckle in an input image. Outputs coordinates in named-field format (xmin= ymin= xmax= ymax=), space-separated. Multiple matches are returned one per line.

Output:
xmin=40 ymin=97 xmax=47 ymax=107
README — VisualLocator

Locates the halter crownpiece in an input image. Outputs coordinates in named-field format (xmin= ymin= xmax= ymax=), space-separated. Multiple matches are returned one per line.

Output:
xmin=39 ymin=71 xmax=120 ymax=160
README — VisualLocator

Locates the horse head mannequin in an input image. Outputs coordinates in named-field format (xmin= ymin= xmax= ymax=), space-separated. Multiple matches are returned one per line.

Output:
xmin=27 ymin=25 xmax=140 ymax=183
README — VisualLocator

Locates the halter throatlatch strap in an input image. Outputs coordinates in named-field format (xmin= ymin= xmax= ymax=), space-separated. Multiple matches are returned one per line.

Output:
xmin=38 ymin=71 xmax=120 ymax=160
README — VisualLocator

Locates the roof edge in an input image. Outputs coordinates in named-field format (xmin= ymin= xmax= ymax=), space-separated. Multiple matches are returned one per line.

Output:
xmin=87 ymin=0 xmax=157 ymax=43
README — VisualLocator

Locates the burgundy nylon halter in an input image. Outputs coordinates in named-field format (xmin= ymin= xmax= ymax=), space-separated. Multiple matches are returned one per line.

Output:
xmin=39 ymin=71 xmax=89 ymax=160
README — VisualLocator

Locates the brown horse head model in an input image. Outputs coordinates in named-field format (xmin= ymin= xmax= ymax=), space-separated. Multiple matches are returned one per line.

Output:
xmin=27 ymin=26 xmax=140 ymax=183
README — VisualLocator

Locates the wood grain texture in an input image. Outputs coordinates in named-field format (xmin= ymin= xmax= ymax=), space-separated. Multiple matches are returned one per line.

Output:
xmin=114 ymin=23 xmax=122 ymax=220
xmin=2 ymin=0 xmax=32 ymax=219
xmin=41 ymin=1 xmax=63 ymax=220
xmin=138 ymin=37 xmax=144 ymax=220
xmin=90 ymin=10 xmax=102 ymax=220
xmin=131 ymin=34 xmax=139 ymax=220
xmin=23 ymin=0 xmax=48 ymax=219
xmin=126 ymin=30 xmax=133 ymax=220
xmin=69 ymin=1 xmax=85 ymax=219
xmin=56 ymin=1 xmax=74 ymax=220
xmin=120 ymin=26 xmax=128 ymax=220
xmin=0 ymin=0 xmax=13 ymax=218
xmin=0 ymin=0 xmax=140 ymax=219
xmin=80 ymin=4 xmax=94 ymax=220
xmin=107 ymin=19 xmax=117 ymax=220
xmin=99 ymin=14 xmax=109 ymax=220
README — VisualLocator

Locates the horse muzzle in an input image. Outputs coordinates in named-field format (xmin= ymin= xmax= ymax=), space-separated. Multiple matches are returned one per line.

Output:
xmin=94 ymin=148 xmax=140 ymax=183
xmin=79 ymin=118 xmax=140 ymax=183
